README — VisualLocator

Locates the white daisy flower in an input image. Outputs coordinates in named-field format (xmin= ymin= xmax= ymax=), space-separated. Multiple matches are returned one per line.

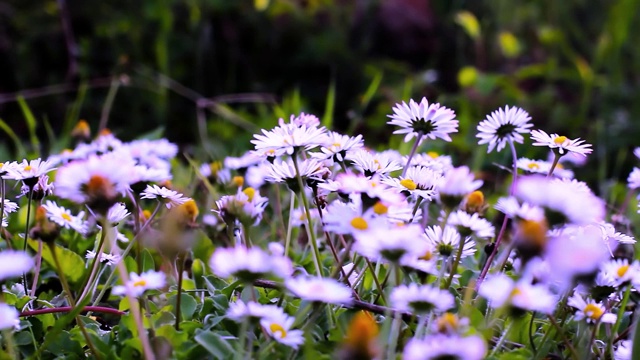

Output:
xmin=42 ymin=200 xmax=87 ymax=234
xmin=424 ymin=225 xmax=475 ymax=259
xmin=447 ymin=210 xmax=495 ymax=239
xmin=86 ymin=251 xmax=120 ymax=266
xmin=479 ymin=273 xmax=556 ymax=314
xmin=245 ymin=163 xmax=271 ymax=189
xmin=390 ymin=284 xmax=454 ymax=314
xmin=476 ymin=105 xmax=533 ymax=153
xmin=260 ymin=311 xmax=304 ymax=349
xmin=403 ymin=334 xmax=486 ymax=360
xmin=494 ymin=197 xmax=545 ymax=221
xmin=285 ymin=276 xmax=353 ymax=305
xmin=627 ymin=167 xmax=640 ymax=190
xmin=106 ymin=202 xmax=130 ymax=226
xmin=199 ymin=162 xmax=231 ymax=184
xmin=0 ymin=250 xmax=33 ymax=282
xmin=129 ymin=164 xmax=172 ymax=184
xmin=224 ymin=152 xmax=264 ymax=170
xmin=599 ymin=222 xmax=635 ymax=254
xmin=354 ymin=223 xmax=428 ymax=262
xmin=399 ymin=252 xmax=438 ymax=275
xmin=408 ymin=152 xmax=453 ymax=173
xmin=316 ymin=131 xmax=364 ymax=162
xmin=4 ymin=158 xmax=57 ymax=182
xmin=209 ymin=246 xmax=292 ymax=282
xmin=112 ymin=270 xmax=166 ymax=297
xmin=125 ymin=138 xmax=178 ymax=161
xmin=0 ymin=304 xmax=19 ymax=331
xmin=568 ymin=292 xmax=616 ymax=324
xmin=226 ymin=300 xmax=286 ymax=323
xmin=437 ymin=166 xmax=483 ymax=208
xmin=384 ymin=166 xmax=443 ymax=200
xmin=0 ymin=161 xmax=19 ymax=177
xmin=251 ymin=121 xmax=327 ymax=157
xmin=214 ymin=187 xmax=269 ymax=225
xmin=319 ymin=173 xmax=404 ymax=207
xmin=265 ymin=158 xmax=329 ymax=189
xmin=280 ymin=112 xmax=321 ymax=128
xmin=432 ymin=312 xmax=470 ymax=335
xmin=516 ymin=158 xmax=573 ymax=178
xmin=290 ymin=207 xmax=320 ymax=228
xmin=387 ymin=97 xmax=459 ymax=144
xmin=140 ymin=185 xmax=190 ymax=209
xmin=18 ymin=175 xmax=54 ymax=199
xmin=322 ymin=201 xmax=383 ymax=236
xmin=600 ymin=259 xmax=640 ymax=287
xmin=530 ymin=129 xmax=593 ymax=156
xmin=347 ymin=149 xmax=402 ymax=177
xmin=0 ymin=199 xmax=19 ymax=214
xmin=514 ymin=175 xmax=604 ymax=226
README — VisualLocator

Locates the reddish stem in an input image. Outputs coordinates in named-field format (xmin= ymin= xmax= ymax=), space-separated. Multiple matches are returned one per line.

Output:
xmin=20 ymin=306 xmax=124 ymax=317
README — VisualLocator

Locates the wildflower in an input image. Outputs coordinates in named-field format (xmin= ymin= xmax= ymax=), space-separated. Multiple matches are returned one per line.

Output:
xmin=224 ymin=152 xmax=264 ymax=171
xmin=390 ymin=284 xmax=454 ymax=314
xmin=0 ymin=304 xmax=19 ymax=331
xmin=479 ymin=274 xmax=556 ymax=314
xmin=530 ymin=129 xmax=593 ymax=156
xmin=494 ymin=196 xmax=545 ymax=221
xmin=339 ymin=312 xmax=379 ymax=360
xmin=432 ymin=312 xmax=469 ymax=335
xmin=322 ymin=201 xmax=382 ymax=236
xmin=260 ymin=311 xmax=304 ymax=349
xmin=408 ymin=152 xmax=453 ymax=173
xmin=614 ymin=340 xmax=632 ymax=360
xmin=112 ymin=270 xmax=166 ymax=297
xmin=516 ymin=158 xmax=573 ymax=178
xmin=384 ymin=166 xmax=443 ymax=200
xmin=285 ymin=276 xmax=353 ymax=305
xmin=140 ymin=184 xmax=190 ymax=209
xmin=599 ymin=222 xmax=635 ymax=254
xmin=86 ymin=251 xmax=120 ymax=266
xmin=476 ymin=105 xmax=532 ymax=153
xmin=512 ymin=218 xmax=548 ymax=261
xmin=18 ymin=175 xmax=54 ymax=200
xmin=600 ymin=259 xmax=640 ymax=287
xmin=290 ymin=207 xmax=320 ymax=227
xmin=251 ymin=119 xmax=327 ymax=157
xmin=0 ymin=250 xmax=33 ymax=282
xmin=265 ymin=158 xmax=329 ymax=191
xmin=447 ymin=210 xmax=495 ymax=239
xmin=403 ymin=334 xmax=486 ymax=360
xmin=214 ymin=187 xmax=269 ymax=226
xmin=42 ymin=200 xmax=87 ymax=234
xmin=437 ymin=166 xmax=483 ymax=209
xmin=5 ymin=158 xmax=57 ymax=186
xmin=105 ymin=202 xmax=130 ymax=226
xmin=424 ymin=225 xmax=476 ymax=259
xmin=514 ymin=175 xmax=604 ymax=226
xmin=316 ymin=131 xmax=364 ymax=162
xmin=209 ymin=246 xmax=292 ymax=282
xmin=628 ymin=167 xmax=640 ymax=190
xmin=354 ymin=223 xmax=427 ymax=262
xmin=347 ymin=149 xmax=402 ymax=177
xmin=226 ymin=300 xmax=286 ymax=323
xmin=387 ymin=97 xmax=459 ymax=144
xmin=568 ymin=292 xmax=616 ymax=324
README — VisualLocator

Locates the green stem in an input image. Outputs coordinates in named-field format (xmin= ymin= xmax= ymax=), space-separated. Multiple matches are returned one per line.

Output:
xmin=443 ymin=234 xmax=465 ymax=289
xmin=78 ymin=226 xmax=108 ymax=302
xmin=49 ymin=243 xmax=102 ymax=360
xmin=22 ymin=189 xmax=33 ymax=291
xmin=402 ymin=132 xmax=423 ymax=177
xmin=234 ymin=319 xmax=249 ymax=360
xmin=610 ymin=284 xmax=632 ymax=354
xmin=175 ymin=254 xmax=186 ymax=330
xmin=547 ymin=152 xmax=561 ymax=177
xmin=488 ymin=321 xmax=513 ymax=358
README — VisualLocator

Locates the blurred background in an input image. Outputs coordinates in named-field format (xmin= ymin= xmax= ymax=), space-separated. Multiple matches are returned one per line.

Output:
xmin=1 ymin=0 xmax=640 ymax=197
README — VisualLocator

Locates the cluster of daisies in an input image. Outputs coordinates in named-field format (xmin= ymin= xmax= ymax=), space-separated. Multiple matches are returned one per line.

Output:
xmin=0 ymin=97 xmax=638 ymax=359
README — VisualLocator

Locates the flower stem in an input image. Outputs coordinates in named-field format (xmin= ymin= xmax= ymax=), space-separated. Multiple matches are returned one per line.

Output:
xmin=78 ymin=226 xmax=108 ymax=302
xmin=443 ymin=233 xmax=465 ymax=289
xmin=547 ymin=152 xmax=561 ymax=177
xmin=610 ymin=284 xmax=632 ymax=354
xmin=402 ymin=132 xmax=423 ymax=177
xmin=284 ymin=192 xmax=295 ymax=257
xmin=175 ymin=254 xmax=186 ymax=330
xmin=22 ymin=189 xmax=34 ymax=290
xmin=488 ymin=321 xmax=513 ymax=358
xmin=30 ymin=240 xmax=43 ymax=297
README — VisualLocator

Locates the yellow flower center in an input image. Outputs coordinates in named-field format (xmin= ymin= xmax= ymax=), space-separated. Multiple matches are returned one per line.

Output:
xmin=584 ymin=303 xmax=603 ymax=320
xmin=373 ymin=159 xmax=381 ymax=170
xmin=517 ymin=219 xmax=548 ymax=248
xmin=269 ymin=323 xmax=287 ymax=338
xmin=436 ymin=313 xmax=458 ymax=332
xmin=510 ymin=287 xmax=522 ymax=298
xmin=553 ymin=136 xmax=568 ymax=145
xmin=232 ymin=176 xmax=244 ymax=187
xmin=344 ymin=311 xmax=378 ymax=352
xmin=400 ymin=179 xmax=417 ymax=190
xmin=527 ymin=163 xmax=540 ymax=170
xmin=332 ymin=142 xmax=341 ymax=148
xmin=62 ymin=213 xmax=72 ymax=222
xmin=209 ymin=161 xmax=222 ymax=175
xmin=427 ymin=151 xmax=439 ymax=159
xmin=242 ymin=187 xmax=256 ymax=201
xmin=24 ymin=165 xmax=33 ymax=171
xmin=466 ymin=190 xmax=484 ymax=208
xmin=617 ymin=265 xmax=630 ymax=278
xmin=350 ymin=217 xmax=369 ymax=230
xmin=178 ymin=200 xmax=199 ymax=222
xmin=373 ymin=201 xmax=388 ymax=215
xmin=133 ymin=279 xmax=147 ymax=287
xmin=420 ymin=251 xmax=433 ymax=261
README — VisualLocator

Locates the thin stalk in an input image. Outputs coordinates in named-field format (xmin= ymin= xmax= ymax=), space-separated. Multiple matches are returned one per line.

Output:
xmin=408 ymin=197 xmax=423 ymax=224
xmin=49 ymin=243 xmax=102 ymax=360
xmin=22 ymin=189 xmax=34 ymax=290
xmin=78 ymin=227 xmax=108 ymax=302
xmin=291 ymin=154 xmax=323 ymax=277
xmin=175 ymin=254 xmax=186 ymax=330
xmin=0 ymin=177 xmax=8 ymax=249
xmin=609 ymin=285 xmax=632 ymax=355
xmin=547 ymin=152 xmax=561 ymax=177
xmin=488 ymin=321 xmax=513 ymax=358
xmin=365 ymin=258 xmax=387 ymax=305
xmin=444 ymin=235 xmax=465 ymax=289
xmin=234 ymin=319 xmax=249 ymax=360
xmin=30 ymin=240 xmax=43 ymax=297
xmin=548 ymin=315 xmax=579 ymax=360
xmin=283 ymin=193 xmax=295 ymax=256
xmin=529 ymin=312 xmax=538 ymax=355
xmin=402 ymin=132 xmax=423 ymax=177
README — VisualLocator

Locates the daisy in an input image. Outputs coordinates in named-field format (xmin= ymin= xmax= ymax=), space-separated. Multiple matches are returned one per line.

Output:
xmin=408 ymin=152 xmax=453 ymax=173
xmin=353 ymin=223 xmax=428 ymax=262
xmin=18 ymin=175 xmax=54 ymax=200
xmin=516 ymin=158 xmax=573 ymax=178
xmin=403 ymin=334 xmax=486 ymax=360
xmin=614 ymin=340 xmax=632 ymax=360
xmin=5 ymin=158 xmax=57 ymax=184
xmin=42 ymin=200 xmax=87 ymax=234
xmin=424 ymin=225 xmax=476 ymax=259
xmin=199 ymin=161 xmax=231 ymax=184
xmin=214 ymin=187 xmax=269 ymax=226
xmin=447 ymin=210 xmax=495 ymax=239
xmin=387 ymin=97 xmax=459 ymax=144
xmin=226 ymin=300 xmax=286 ymax=323
xmin=568 ymin=292 xmax=617 ymax=324
xmin=0 ymin=199 xmax=19 ymax=214
xmin=209 ymin=246 xmax=292 ymax=282
xmin=432 ymin=312 xmax=469 ymax=335
xmin=600 ymin=258 xmax=640 ymax=287
xmin=322 ymin=201 xmax=382 ymax=236
xmin=0 ymin=161 xmax=19 ymax=177
xmin=86 ymin=251 xmax=120 ymax=266
xmin=251 ymin=121 xmax=327 ymax=157
xmin=265 ymin=158 xmax=329 ymax=191
xmin=599 ymin=222 xmax=635 ymax=254
xmin=627 ymin=167 xmax=640 ymax=189
xmin=140 ymin=185 xmax=190 ymax=209
xmin=112 ymin=270 xmax=166 ymax=297
xmin=476 ymin=105 xmax=532 ymax=153
xmin=0 ymin=304 xmax=19 ymax=331
xmin=347 ymin=149 xmax=402 ymax=177
xmin=260 ymin=311 xmax=304 ymax=349
xmin=285 ymin=276 xmax=353 ymax=305
xmin=224 ymin=152 xmax=264 ymax=171
xmin=399 ymin=251 xmax=438 ymax=275
xmin=290 ymin=207 xmax=320 ymax=228
xmin=384 ymin=166 xmax=443 ymax=200
xmin=437 ymin=166 xmax=483 ymax=209
xmin=494 ymin=197 xmax=545 ymax=221
xmin=0 ymin=250 xmax=33 ymax=282
xmin=390 ymin=284 xmax=454 ymax=314
xmin=281 ymin=112 xmax=321 ymax=128
xmin=514 ymin=175 xmax=605 ymax=226
xmin=478 ymin=274 xmax=556 ymax=314
xmin=530 ymin=129 xmax=593 ymax=156
xmin=316 ymin=131 xmax=364 ymax=162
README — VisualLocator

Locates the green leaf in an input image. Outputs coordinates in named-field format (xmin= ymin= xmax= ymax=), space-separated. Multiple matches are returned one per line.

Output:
xmin=0 ymin=118 xmax=27 ymax=157
xmin=169 ymin=293 xmax=198 ymax=321
xmin=142 ymin=249 xmax=156 ymax=272
xmin=16 ymin=96 xmax=40 ymax=154
xmin=631 ymin=316 xmax=640 ymax=359
xmin=27 ymin=239 xmax=86 ymax=286
xmin=321 ymin=78 xmax=336 ymax=128
xmin=194 ymin=330 xmax=235 ymax=359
